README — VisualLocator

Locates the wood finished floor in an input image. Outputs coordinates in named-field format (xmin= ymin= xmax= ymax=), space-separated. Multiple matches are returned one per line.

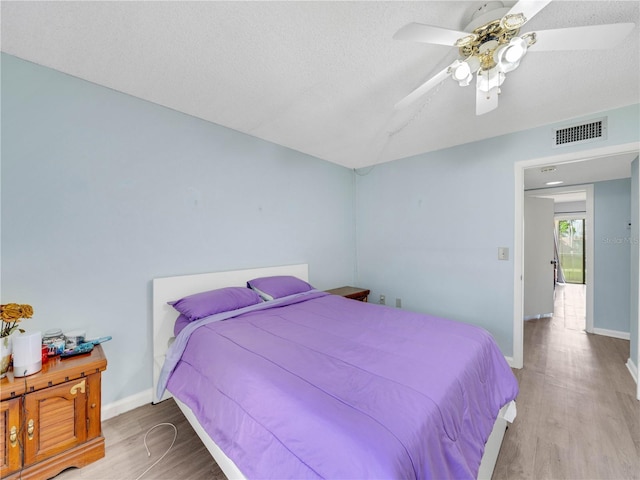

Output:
xmin=493 ymin=284 xmax=639 ymax=480
xmin=53 ymin=395 xmax=224 ymax=480
xmin=54 ymin=283 xmax=639 ymax=479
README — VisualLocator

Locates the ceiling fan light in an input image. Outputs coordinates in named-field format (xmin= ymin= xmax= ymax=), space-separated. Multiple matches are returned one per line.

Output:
xmin=495 ymin=37 xmax=527 ymax=73
xmin=450 ymin=61 xmax=474 ymax=87
xmin=452 ymin=62 xmax=471 ymax=81
xmin=505 ymin=40 xmax=526 ymax=63
xmin=450 ymin=56 xmax=481 ymax=86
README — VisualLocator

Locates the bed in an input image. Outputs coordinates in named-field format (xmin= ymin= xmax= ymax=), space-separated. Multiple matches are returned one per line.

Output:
xmin=153 ymin=264 xmax=518 ymax=479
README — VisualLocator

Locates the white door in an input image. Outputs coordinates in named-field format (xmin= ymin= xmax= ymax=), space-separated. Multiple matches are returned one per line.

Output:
xmin=524 ymin=196 xmax=555 ymax=319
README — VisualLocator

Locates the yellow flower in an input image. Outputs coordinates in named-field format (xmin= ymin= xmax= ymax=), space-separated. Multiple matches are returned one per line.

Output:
xmin=20 ymin=304 xmax=33 ymax=318
xmin=0 ymin=303 xmax=33 ymax=337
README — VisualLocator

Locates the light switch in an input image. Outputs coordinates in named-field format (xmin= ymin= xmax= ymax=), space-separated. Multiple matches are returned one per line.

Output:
xmin=498 ymin=247 xmax=509 ymax=260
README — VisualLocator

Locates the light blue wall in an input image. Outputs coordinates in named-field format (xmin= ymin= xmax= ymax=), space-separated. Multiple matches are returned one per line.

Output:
xmin=631 ymin=158 xmax=639 ymax=368
xmin=593 ymin=179 xmax=632 ymax=333
xmin=355 ymin=148 xmax=516 ymax=351
xmin=3 ymin=51 xmax=639 ymax=405
xmin=1 ymin=54 xmax=356 ymax=405
xmin=355 ymin=104 xmax=640 ymax=357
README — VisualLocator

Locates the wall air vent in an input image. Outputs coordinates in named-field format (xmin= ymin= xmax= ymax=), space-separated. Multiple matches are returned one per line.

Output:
xmin=553 ymin=117 xmax=607 ymax=148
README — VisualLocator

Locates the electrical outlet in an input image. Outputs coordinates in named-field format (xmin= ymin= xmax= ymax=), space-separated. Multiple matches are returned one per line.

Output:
xmin=395 ymin=298 xmax=402 ymax=308
xmin=379 ymin=294 xmax=385 ymax=305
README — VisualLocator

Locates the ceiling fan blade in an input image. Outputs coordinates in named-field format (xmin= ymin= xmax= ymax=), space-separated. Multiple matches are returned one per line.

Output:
xmin=393 ymin=23 xmax=470 ymax=47
xmin=530 ymin=23 xmax=636 ymax=51
xmin=506 ymin=0 xmax=553 ymax=27
xmin=476 ymin=85 xmax=499 ymax=116
xmin=395 ymin=65 xmax=452 ymax=109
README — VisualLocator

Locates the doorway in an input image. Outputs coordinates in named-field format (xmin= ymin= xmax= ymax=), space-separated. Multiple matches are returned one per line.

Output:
xmin=513 ymin=145 xmax=639 ymax=401
xmin=523 ymin=186 xmax=593 ymax=336
xmin=511 ymin=146 xmax=637 ymax=370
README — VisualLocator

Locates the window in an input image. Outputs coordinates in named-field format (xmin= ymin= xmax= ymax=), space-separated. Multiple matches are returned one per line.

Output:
xmin=556 ymin=218 xmax=585 ymax=284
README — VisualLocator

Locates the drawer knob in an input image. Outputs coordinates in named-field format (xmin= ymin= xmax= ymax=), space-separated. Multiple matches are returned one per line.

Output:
xmin=9 ymin=426 xmax=17 ymax=447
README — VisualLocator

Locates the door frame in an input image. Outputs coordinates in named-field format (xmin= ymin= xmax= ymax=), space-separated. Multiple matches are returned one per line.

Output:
xmin=512 ymin=141 xmax=639 ymax=369
xmin=525 ymin=185 xmax=594 ymax=333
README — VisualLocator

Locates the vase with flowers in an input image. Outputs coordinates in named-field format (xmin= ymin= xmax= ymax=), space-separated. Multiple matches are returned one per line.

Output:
xmin=1 ymin=303 xmax=34 ymax=378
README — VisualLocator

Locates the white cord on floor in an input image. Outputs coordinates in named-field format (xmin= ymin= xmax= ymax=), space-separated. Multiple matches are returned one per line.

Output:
xmin=134 ymin=422 xmax=178 ymax=480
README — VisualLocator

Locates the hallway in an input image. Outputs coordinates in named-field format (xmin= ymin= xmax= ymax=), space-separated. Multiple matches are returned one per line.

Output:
xmin=553 ymin=283 xmax=586 ymax=333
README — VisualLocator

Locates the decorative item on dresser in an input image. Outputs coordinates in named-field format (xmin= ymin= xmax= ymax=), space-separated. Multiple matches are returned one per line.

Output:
xmin=1 ymin=303 xmax=34 ymax=379
xmin=325 ymin=286 xmax=370 ymax=302
xmin=0 ymin=344 xmax=107 ymax=479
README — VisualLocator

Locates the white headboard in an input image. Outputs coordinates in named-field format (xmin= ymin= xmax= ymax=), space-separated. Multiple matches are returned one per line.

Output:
xmin=152 ymin=264 xmax=309 ymax=403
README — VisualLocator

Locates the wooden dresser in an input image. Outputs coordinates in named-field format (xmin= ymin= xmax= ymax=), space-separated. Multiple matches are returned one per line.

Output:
xmin=0 ymin=345 xmax=107 ymax=479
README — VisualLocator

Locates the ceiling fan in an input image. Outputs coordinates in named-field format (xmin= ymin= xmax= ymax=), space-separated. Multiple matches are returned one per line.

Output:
xmin=393 ymin=0 xmax=635 ymax=115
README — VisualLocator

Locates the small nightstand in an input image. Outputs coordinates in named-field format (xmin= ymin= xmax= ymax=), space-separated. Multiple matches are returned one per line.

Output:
xmin=325 ymin=286 xmax=370 ymax=302
xmin=1 ymin=344 xmax=107 ymax=479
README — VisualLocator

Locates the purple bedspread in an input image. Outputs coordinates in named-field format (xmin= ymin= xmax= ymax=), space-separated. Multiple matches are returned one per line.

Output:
xmin=166 ymin=293 xmax=518 ymax=479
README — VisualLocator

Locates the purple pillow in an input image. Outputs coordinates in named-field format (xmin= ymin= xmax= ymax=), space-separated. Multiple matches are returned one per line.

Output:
xmin=174 ymin=314 xmax=191 ymax=336
xmin=168 ymin=286 xmax=262 ymax=321
xmin=247 ymin=275 xmax=313 ymax=300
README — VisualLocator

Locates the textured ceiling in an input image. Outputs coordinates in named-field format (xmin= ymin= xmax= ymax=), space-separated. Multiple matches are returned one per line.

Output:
xmin=1 ymin=1 xmax=639 ymax=169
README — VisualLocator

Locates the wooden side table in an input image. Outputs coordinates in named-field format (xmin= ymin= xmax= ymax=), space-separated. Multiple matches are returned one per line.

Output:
xmin=1 ymin=344 xmax=107 ymax=479
xmin=325 ymin=286 xmax=370 ymax=302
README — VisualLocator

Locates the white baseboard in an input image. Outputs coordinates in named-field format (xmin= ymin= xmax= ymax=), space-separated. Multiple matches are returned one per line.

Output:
xmin=592 ymin=328 xmax=630 ymax=340
xmin=102 ymin=388 xmax=153 ymax=421
xmin=626 ymin=358 xmax=638 ymax=385
xmin=504 ymin=356 xmax=517 ymax=368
